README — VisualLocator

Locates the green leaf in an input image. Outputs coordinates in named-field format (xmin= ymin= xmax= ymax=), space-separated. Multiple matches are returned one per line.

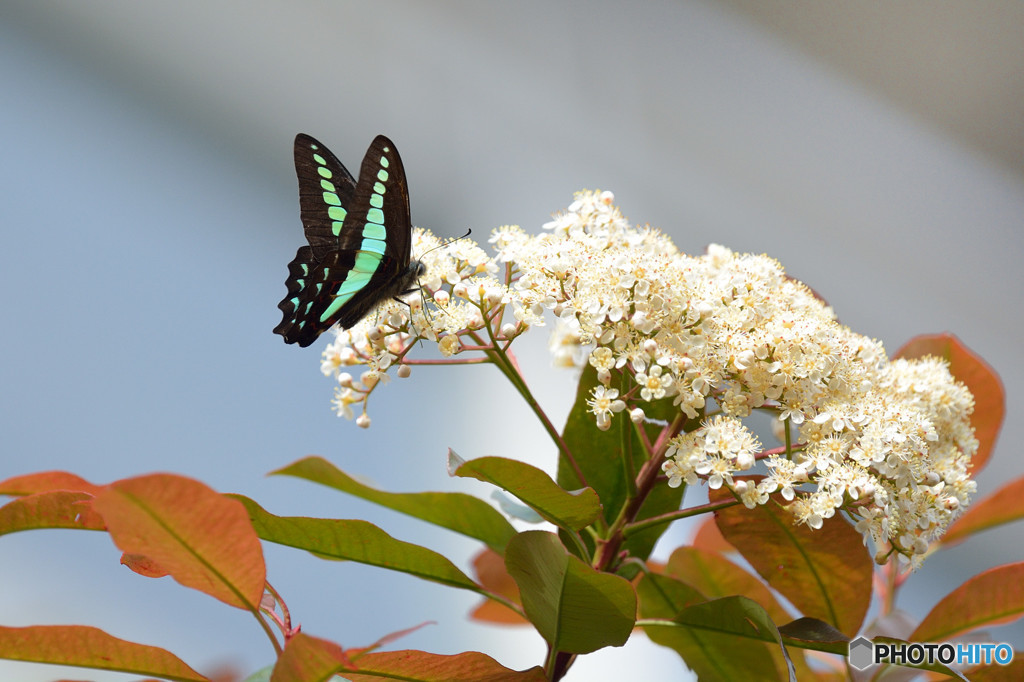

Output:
xmin=776 ymin=617 xmax=848 ymax=654
xmin=0 ymin=624 xmax=207 ymax=681
xmin=637 ymin=587 xmax=794 ymax=682
xmin=911 ymin=561 xmax=1024 ymax=642
xmin=711 ymin=479 xmax=872 ymax=635
xmin=660 ymin=546 xmax=816 ymax=679
xmin=272 ymin=456 xmax=515 ymax=553
xmin=941 ymin=475 xmax=1024 ymax=547
xmin=504 ymin=530 xmax=635 ymax=654
xmin=556 ymin=365 xmax=686 ymax=562
xmin=450 ymin=453 xmax=601 ymax=531
xmin=776 ymin=621 xmax=968 ymax=678
xmin=231 ymin=495 xmax=481 ymax=593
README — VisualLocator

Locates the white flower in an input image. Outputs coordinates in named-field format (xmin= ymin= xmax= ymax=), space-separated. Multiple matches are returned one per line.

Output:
xmin=635 ymin=365 xmax=672 ymax=401
xmin=587 ymin=386 xmax=626 ymax=431
xmin=303 ymin=190 xmax=977 ymax=567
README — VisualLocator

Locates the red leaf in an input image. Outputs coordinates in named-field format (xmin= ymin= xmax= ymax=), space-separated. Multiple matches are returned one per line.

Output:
xmin=271 ymin=632 xmax=354 ymax=682
xmin=468 ymin=548 xmax=526 ymax=625
xmin=91 ymin=474 xmax=265 ymax=610
xmin=690 ymin=516 xmax=733 ymax=553
xmin=0 ymin=624 xmax=207 ymax=681
xmin=662 ymin=546 xmax=791 ymax=625
xmin=912 ymin=561 xmax=1024 ymax=642
xmin=349 ymin=650 xmax=547 ymax=681
xmin=0 ymin=471 xmax=101 ymax=496
xmin=895 ymin=333 xmax=1004 ymax=475
xmin=942 ymin=475 xmax=1024 ymax=546
xmin=122 ymin=553 xmax=170 ymax=578
xmin=0 ymin=491 xmax=105 ymax=535
xmin=711 ymin=478 xmax=873 ymax=635
xmin=272 ymin=634 xmax=546 ymax=682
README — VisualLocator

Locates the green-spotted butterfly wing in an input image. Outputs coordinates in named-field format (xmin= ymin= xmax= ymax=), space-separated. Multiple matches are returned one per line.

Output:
xmin=274 ymin=134 xmax=424 ymax=347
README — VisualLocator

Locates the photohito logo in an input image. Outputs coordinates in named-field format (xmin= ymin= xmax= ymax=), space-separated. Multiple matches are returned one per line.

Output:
xmin=848 ymin=636 xmax=1014 ymax=670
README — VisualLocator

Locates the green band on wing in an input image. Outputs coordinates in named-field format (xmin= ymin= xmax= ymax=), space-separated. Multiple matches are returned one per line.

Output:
xmin=323 ymin=192 xmax=341 ymax=206
xmin=361 ymin=238 xmax=386 ymax=255
xmin=369 ymin=193 xmax=383 ymax=209
xmin=377 ymin=169 xmax=389 ymax=182
xmin=313 ymin=153 xmax=326 ymax=165
xmin=320 ymin=271 xmax=375 ymax=322
xmin=317 ymin=166 xmax=332 ymax=179
xmin=328 ymin=206 xmax=347 ymax=221
xmin=366 ymin=207 xmax=385 ymax=224
xmin=353 ymin=250 xmax=382 ymax=273
xmin=362 ymin=222 xmax=387 ymax=241
xmin=320 ymin=179 xmax=336 ymax=192
xmin=380 ymin=155 xmax=390 ymax=168
xmin=332 ymin=221 xmax=344 ymax=236
xmin=373 ymin=181 xmax=385 ymax=194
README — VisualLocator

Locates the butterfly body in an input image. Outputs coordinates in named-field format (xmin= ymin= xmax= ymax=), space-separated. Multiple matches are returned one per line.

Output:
xmin=275 ymin=134 xmax=422 ymax=347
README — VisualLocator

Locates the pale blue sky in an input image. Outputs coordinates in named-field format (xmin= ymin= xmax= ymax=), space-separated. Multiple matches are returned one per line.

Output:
xmin=1 ymin=3 xmax=1022 ymax=680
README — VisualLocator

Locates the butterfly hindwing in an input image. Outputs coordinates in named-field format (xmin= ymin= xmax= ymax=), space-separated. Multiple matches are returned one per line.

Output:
xmin=275 ymin=134 xmax=422 ymax=347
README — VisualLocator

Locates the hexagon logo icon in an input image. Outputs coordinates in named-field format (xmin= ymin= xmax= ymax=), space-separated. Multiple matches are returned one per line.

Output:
xmin=849 ymin=636 xmax=874 ymax=670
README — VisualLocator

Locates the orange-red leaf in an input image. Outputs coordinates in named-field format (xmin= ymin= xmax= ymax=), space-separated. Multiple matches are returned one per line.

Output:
xmin=965 ymin=656 xmax=1024 ymax=681
xmin=349 ymin=650 xmax=548 ymax=681
xmin=942 ymin=476 xmax=1024 ymax=546
xmin=271 ymin=632 xmax=354 ymax=682
xmin=468 ymin=548 xmax=526 ymax=625
xmin=690 ymin=516 xmax=733 ymax=554
xmin=911 ymin=562 xmax=1024 ymax=642
xmin=91 ymin=474 xmax=265 ymax=610
xmin=0 ymin=624 xmax=207 ymax=681
xmin=272 ymin=633 xmax=546 ymax=682
xmin=662 ymin=546 xmax=790 ymax=625
xmin=895 ymin=333 xmax=1004 ymax=475
xmin=0 ymin=491 xmax=105 ymax=536
xmin=122 ymin=553 xmax=170 ymax=578
xmin=0 ymin=471 xmax=101 ymax=496
xmin=711 ymin=478 xmax=872 ymax=636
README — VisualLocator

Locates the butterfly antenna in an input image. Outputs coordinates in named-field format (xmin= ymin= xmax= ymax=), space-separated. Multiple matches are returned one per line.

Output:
xmin=410 ymin=229 xmax=473 ymax=326
xmin=417 ymin=229 xmax=472 ymax=259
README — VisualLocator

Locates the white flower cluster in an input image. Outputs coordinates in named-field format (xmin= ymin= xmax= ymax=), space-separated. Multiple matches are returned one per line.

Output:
xmin=318 ymin=190 xmax=977 ymax=565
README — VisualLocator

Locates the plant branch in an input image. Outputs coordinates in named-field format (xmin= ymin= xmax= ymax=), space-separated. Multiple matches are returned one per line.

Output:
xmin=623 ymin=497 xmax=740 ymax=537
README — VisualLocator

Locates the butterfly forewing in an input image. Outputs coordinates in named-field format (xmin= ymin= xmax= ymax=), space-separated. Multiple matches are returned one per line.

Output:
xmin=293 ymin=133 xmax=358 ymax=261
xmin=274 ymin=134 xmax=419 ymax=347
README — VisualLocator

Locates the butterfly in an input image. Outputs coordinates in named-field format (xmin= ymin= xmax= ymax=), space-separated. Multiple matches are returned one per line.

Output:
xmin=274 ymin=134 xmax=425 ymax=347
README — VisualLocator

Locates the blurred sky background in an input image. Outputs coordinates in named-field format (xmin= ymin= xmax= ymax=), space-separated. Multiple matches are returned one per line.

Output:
xmin=1 ymin=2 xmax=1022 ymax=680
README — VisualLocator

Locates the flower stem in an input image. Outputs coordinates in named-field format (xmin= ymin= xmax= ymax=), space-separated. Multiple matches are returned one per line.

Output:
xmin=622 ymin=497 xmax=740 ymax=537
xmin=472 ymin=326 xmax=589 ymax=490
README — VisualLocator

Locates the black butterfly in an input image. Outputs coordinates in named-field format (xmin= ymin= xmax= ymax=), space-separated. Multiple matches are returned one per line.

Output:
xmin=274 ymin=134 xmax=424 ymax=347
